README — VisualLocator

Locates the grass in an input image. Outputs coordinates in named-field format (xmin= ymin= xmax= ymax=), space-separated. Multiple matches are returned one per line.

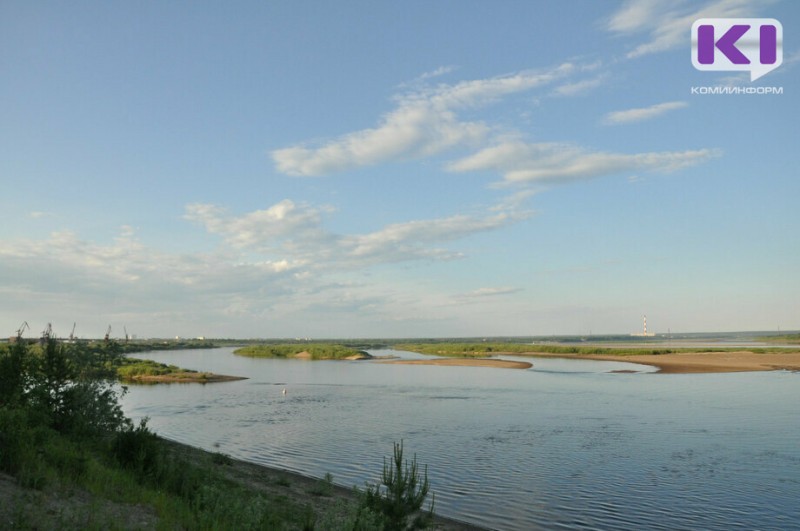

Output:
xmin=234 ymin=343 xmax=369 ymax=360
xmin=115 ymin=358 xmax=222 ymax=383
xmin=0 ymin=411 xmax=322 ymax=529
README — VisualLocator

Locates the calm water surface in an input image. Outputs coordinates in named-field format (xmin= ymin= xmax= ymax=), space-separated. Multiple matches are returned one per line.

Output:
xmin=122 ymin=348 xmax=800 ymax=530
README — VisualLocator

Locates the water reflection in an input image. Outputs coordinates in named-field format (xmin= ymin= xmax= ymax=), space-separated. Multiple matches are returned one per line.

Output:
xmin=122 ymin=348 xmax=800 ymax=530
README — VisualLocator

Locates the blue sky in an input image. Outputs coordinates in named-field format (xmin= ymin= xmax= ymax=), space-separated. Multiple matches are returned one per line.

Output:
xmin=1 ymin=0 xmax=798 ymax=339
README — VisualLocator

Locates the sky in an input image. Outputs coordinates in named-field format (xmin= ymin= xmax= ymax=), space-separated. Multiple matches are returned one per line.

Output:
xmin=1 ymin=0 xmax=798 ymax=339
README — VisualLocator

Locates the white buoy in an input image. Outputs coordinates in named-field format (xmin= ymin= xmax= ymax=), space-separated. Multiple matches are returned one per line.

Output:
xmin=282 ymin=388 xmax=287 ymax=395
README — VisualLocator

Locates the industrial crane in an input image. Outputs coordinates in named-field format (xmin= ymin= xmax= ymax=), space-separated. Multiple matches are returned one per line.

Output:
xmin=40 ymin=323 xmax=52 ymax=345
xmin=104 ymin=325 xmax=112 ymax=343
xmin=124 ymin=326 xmax=129 ymax=343
xmin=69 ymin=322 xmax=76 ymax=342
xmin=11 ymin=321 xmax=29 ymax=343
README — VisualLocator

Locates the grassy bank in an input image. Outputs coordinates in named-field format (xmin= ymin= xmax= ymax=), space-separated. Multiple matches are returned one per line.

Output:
xmin=234 ymin=343 xmax=369 ymax=360
xmin=0 ymin=416 xmax=325 ymax=529
xmin=1 ymin=334 xmax=460 ymax=529
xmin=116 ymin=357 xmax=245 ymax=383
xmin=1 ymin=433 xmax=480 ymax=530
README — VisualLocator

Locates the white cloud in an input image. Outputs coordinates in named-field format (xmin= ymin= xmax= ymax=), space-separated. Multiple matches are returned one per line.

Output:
xmin=271 ymin=64 xmax=575 ymax=176
xmin=607 ymin=0 xmax=670 ymax=34
xmin=604 ymin=101 xmax=688 ymax=124
xmin=185 ymin=197 xmax=532 ymax=269
xmin=339 ymin=210 xmax=529 ymax=265
xmin=606 ymin=0 xmax=775 ymax=59
xmin=0 ymin=193 xmax=536 ymax=337
xmin=459 ymin=287 xmax=523 ymax=298
xmin=0 ymin=224 xmax=323 ymax=337
xmin=449 ymin=141 xmax=720 ymax=185
xmin=184 ymin=200 xmax=331 ymax=251
xmin=552 ymin=75 xmax=607 ymax=97
xmin=417 ymin=65 xmax=457 ymax=81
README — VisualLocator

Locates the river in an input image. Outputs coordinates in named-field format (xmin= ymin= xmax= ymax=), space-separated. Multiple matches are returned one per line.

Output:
xmin=121 ymin=348 xmax=800 ymax=530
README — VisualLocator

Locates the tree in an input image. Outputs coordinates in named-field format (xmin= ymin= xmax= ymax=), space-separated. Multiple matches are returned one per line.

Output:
xmin=361 ymin=440 xmax=435 ymax=530
xmin=0 ymin=338 xmax=29 ymax=407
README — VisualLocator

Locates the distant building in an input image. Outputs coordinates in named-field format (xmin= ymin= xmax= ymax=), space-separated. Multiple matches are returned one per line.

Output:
xmin=631 ymin=315 xmax=656 ymax=337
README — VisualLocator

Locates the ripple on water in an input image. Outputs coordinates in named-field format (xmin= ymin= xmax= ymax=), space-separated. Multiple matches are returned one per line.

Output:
xmin=121 ymin=349 xmax=800 ymax=531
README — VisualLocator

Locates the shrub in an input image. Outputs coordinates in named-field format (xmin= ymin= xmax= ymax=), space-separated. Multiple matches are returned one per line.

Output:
xmin=361 ymin=441 xmax=435 ymax=530
xmin=111 ymin=418 xmax=162 ymax=478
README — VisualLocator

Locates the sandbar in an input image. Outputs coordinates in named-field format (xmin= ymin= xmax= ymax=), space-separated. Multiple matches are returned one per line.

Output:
xmin=381 ymin=358 xmax=532 ymax=369
xmin=522 ymin=350 xmax=800 ymax=374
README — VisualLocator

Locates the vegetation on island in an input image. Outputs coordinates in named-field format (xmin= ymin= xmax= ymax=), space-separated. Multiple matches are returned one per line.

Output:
xmin=1 ymin=329 xmax=441 ymax=529
xmin=114 ymin=357 xmax=242 ymax=383
xmin=234 ymin=343 xmax=370 ymax=360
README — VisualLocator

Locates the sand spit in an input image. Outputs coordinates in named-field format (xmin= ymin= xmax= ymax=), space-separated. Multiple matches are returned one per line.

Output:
xmin=523 ymin=350 xmax=800 ymax=374
xmin=381 ymin=358 xmax=532 ymax=369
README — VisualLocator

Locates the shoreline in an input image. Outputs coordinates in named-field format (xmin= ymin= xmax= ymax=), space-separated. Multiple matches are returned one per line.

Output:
xmin=510 ymin=350 xmax=800 ymax=374
xmin=161 ymin=438 xmax=486 ymax=531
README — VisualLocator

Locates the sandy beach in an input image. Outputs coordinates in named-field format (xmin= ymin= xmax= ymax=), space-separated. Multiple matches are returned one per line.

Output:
xmin=380 ymin=358 xmax=533 ymax=369
xmin=523 ymin=350 xmax=800 ymax=374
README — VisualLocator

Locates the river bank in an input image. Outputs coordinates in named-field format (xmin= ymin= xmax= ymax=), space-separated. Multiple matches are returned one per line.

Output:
xmin=1 ymin=435 xmax=484 ymax=530
xmin=161 ymin=440 xmax=486 ymax=531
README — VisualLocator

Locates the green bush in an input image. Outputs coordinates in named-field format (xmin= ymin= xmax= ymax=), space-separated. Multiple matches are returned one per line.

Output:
xmin=111 ymin=418 xmax=162 ymax=478
xmin=361 ymin=441 xmax=435 ymax=530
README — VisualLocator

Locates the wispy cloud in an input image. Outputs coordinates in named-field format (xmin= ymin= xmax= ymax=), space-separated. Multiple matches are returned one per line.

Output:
xmin=604 ymin=101 xmax=687 ymax=125
xmin=184 ymin=200 xmax=332 ymax=252
xmin=0 ymin=192 xmax=534 ymax=336
xmin=271 ymin=64 xmax=575 ymax=176
xmin=186 ymin=197 xmax=532 ymax=268
xmin=607 ymin=0 xmax=671 ymax=34
xmin=448 ymin=141 xmax=720 ymax=185
xmin=606 ymin=0 xmax=775 ymax=59
xmin=459 ymin=286 xmax=523 ymax=299
xmin=552 ymin=75 xmax=607 ymax=97
xmin=417 ymin=65 xmax=458 ymax=81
